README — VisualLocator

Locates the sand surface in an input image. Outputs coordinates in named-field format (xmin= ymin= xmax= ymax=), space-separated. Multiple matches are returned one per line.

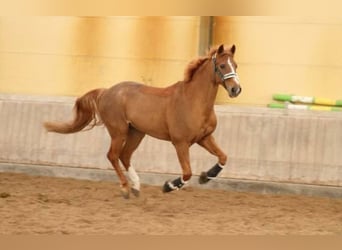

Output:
xmin=1 ymin=172 xmax=341 ymax=235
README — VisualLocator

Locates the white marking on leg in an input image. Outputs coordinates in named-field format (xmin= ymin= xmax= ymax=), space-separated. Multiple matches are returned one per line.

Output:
xmin=167 ymin=181 xmax=179 ymax=190
xmin=127 ymin=166 xmax=140 ymax=190
xmin=218 ymin=162 xmax=225 ymax=168
xmin=181 ymin=177 xmax=188 ymax=185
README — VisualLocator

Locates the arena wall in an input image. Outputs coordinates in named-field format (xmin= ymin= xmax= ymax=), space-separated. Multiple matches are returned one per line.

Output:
xmin=1 ymin=94 xmax=341 ymax=188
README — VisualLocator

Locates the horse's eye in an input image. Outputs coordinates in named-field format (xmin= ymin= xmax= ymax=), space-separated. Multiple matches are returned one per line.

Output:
xmin=219 ymin=64 xmax=225 ymax=69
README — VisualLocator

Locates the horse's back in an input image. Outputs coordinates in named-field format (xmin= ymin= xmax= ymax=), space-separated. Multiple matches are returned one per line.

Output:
xmin=100 ymin=81 xmax=144 ymax=105
xmin=107 ymin=81 xmax=143 ymax=94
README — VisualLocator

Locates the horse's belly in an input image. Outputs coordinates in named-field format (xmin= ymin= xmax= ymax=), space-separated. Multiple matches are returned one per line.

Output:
xmin=128 ymin=111 xmax=171 ymax=141
xmin=130 ymin=122 xmax=171 ymax=141
xmin=145 ymin=130 xmax=171 ymax=141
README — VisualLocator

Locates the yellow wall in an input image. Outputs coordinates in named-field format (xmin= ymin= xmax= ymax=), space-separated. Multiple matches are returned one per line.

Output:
xmin=0 ymin=16 xmax=200 ymax=96
xmin=1 ymin=16 xmax=342 ymax=106
xmin=213 ymin=16 xmax=342 ymax=105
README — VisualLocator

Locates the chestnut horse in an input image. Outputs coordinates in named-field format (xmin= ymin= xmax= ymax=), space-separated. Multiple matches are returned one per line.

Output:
xmin=44 ymin=44 xmax=241 ymax=198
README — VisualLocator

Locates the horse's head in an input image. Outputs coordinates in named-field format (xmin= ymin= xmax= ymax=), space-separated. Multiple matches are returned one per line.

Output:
xmin=212 ymin=44 xmax=241 ymax=98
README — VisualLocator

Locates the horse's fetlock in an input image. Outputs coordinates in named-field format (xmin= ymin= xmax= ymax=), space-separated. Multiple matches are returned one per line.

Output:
xmin=182 ymin=171 xmax=192 ymax=182
xmin=219 ymin=154 xmax=228 ymax=166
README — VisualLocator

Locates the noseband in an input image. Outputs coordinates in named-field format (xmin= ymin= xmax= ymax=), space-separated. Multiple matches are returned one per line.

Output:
xmin=212 ymin=53 xmax=239 ymax=83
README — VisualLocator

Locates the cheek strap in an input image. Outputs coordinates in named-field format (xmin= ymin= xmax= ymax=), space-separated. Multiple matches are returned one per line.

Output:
xmin=212 ymin=54 xmax=239 ymax=83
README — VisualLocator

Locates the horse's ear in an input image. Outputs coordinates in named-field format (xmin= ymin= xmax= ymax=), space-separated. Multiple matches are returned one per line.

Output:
xmin=217 ymin=44 xmax=225 ymax=54
xmin=230 ymin=44 xmax=236 ymax=55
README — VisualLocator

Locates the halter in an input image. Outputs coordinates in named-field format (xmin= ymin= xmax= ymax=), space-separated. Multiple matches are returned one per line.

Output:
xmin=212 ymin=52 xmax=239 ymax=83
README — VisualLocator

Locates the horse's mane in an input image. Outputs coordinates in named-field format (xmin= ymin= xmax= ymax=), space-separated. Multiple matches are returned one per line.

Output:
xmin=183 ymin=47 xmax=218 ymax=83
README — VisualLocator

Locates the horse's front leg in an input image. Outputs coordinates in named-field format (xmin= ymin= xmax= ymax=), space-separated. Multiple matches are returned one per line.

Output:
xmin=197 ymin=135 xmax=227 ymax=184
xmin=163 ymin=142 xmax=191 ymax=193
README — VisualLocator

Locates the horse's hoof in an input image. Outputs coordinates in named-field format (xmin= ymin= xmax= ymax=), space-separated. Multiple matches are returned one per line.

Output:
xmin=131 ymin=188 xmax=140 ymax=197
xmin=120 ymin=187 xmax=130 ymax=199
xmin=162 ymin=181 xmax=174 ymax=193
xmin=199 ymin=172 xmax=210 ymax=184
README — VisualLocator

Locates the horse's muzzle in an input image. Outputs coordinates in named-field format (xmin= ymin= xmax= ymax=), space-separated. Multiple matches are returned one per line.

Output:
xmin=227 ymin=85 xmax=242 ymax=98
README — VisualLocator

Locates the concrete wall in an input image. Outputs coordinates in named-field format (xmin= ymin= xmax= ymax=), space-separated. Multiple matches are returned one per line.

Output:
xmin=1 ymin=94 xmax=341 ymax=187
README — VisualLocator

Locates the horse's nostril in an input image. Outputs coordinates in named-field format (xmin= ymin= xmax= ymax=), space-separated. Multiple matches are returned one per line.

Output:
xmin=231 ymin=86 xmax=241 ymax=96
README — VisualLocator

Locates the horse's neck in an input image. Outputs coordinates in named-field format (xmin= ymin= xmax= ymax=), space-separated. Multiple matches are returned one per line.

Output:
xmin=184 ymin=60 xmax=218 ymax=114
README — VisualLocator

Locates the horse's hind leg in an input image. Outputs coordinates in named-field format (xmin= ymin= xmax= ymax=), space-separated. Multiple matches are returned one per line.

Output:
xmin=119 ymin=127 xmax=145 ymax=197
xmin=197 ymin=134 xmax=227 ymax=184
xmin=107 ymin=135 xmax=130 ymax=198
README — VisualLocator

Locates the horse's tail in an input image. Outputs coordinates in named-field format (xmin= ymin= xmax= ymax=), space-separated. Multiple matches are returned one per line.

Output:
xmin=44 ymin=88 xmax=106 ymax=134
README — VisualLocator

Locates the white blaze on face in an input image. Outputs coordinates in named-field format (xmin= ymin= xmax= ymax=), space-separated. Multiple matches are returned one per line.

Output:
xmin=227 ymin=57 xmax=240 ymax=84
